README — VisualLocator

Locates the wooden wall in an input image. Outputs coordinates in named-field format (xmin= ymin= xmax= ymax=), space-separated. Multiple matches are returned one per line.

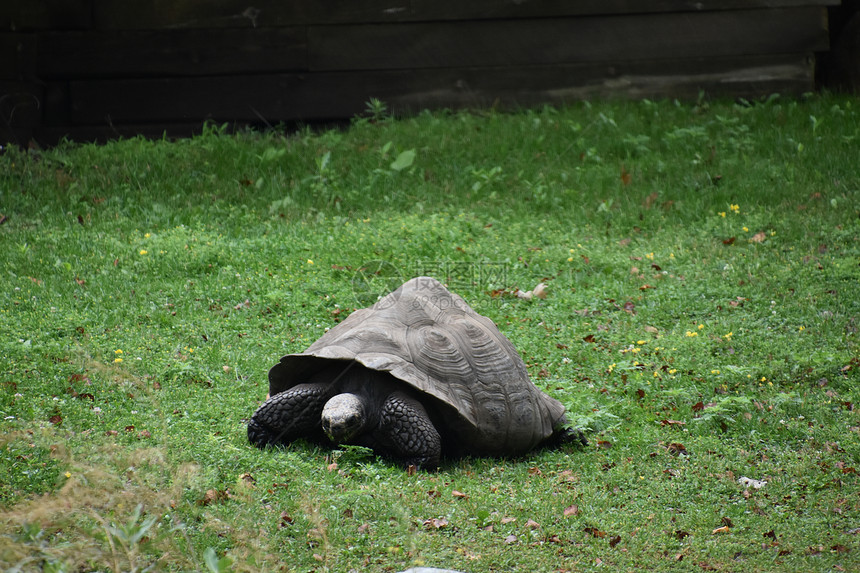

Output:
xmin=0 ymin=0 xmax=840 ymax=145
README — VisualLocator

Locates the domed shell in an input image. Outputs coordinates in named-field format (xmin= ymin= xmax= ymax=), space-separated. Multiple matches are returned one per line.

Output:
xmin=268 ymin=276 xmax=566 ymax=456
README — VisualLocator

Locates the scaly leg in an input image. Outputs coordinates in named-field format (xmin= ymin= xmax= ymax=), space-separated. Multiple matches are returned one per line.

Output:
xmin=379 ymin=392 xmax=442 ymax=470
xmin=248 ymin=383 xmax=331 ymax=448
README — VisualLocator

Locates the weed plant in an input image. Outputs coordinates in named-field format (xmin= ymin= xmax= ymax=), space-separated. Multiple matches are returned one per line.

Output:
xmin=1 ymin=94 xmax=859 ymax=572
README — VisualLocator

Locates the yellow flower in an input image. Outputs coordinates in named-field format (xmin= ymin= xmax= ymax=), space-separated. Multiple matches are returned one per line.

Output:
xmin=685 ymin=331 xmax=698 ymax=337
xmin=637 ymin=340 xmax=646 ymax=345
xmin=669 ymin=369 xmax=677 ymax=374
xmin=711 ymin=369 xmax=720 ymax=375
xmin=608 ymin=363 xmax=616 ymax=373
xmin=307 ymin=259 xmax=314 ymax=265
xmin=64 ymin=472 xmax=71 ymax=478
xmin=719 ymin=212 xmax=726 ymax=218
xmin=761 ymin=377 xmax=767 ymax=382
xmin=114 ymin=358 xmax=123 ymax=363
xmin=144 ymin=233 xmax=151 ymax=238
xmin=798 ymin=326 xmax=805 ymax=331
xmin=567 ymin=257 xmax=573 ymax=262
xmin=115 ymin=349 xmax=123 ymax=354
xmin=646 ymin=252 xmax=654 ymax=260
xmin=139 ymin=250 xmax=148 ymax=255
xmin=743 ymin=226 xmax=749 ymax=232
xmin=730 ymin=204 xmax=740 ymax=213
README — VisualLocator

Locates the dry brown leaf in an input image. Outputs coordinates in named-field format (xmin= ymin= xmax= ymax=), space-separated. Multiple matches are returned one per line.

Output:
xmin=563 ymin=504 xmax=580 ymax=517
xmin=750 ymin=232 xmax=767 ymax=243
xmin=423 ymin=517 xmax=449 ymax=529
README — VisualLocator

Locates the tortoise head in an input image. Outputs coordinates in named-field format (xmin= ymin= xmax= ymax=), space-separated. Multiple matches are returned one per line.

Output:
xmin=321 ymin=393 xmax=366 ymax=443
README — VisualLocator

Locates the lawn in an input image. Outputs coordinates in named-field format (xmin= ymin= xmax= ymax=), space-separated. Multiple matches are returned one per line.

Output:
xmin=1 ymin=94 xmax=859 ymax=572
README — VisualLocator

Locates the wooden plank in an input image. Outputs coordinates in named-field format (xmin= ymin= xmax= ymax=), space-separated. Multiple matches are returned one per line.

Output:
xmin=63 ymin=53 xmax=814 ymax=125
xmin=0 ymin=81 xmax=44 ymax=130
xmin=0 ymin=34 xmax=37 ymax=78
xmin=409 ymin=0 xmax=840 ymax=22
xmin=90 ymin=0 xmax=840 ymax=29
xmin=308 ymin=8 xmax=829 ymax=71
xmin=0 ymin=0 xmax=91 ymax=31
xmin=37 ymin=28 xmax=307 ymax=79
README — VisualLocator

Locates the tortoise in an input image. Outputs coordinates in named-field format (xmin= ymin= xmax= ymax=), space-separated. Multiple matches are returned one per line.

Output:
xmin=247 ymin=276 xmax=584 ymax=469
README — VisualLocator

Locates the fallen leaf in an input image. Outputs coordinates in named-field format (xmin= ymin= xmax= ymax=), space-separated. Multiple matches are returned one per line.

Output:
xmin=644 ymin=325 xmax=659 ymax=335
xmin=621 ymin=167 xmax=633 ymax=186
xmin=423 ymin=517 xmax=449 ymax=530
xmin=198 ymin=489 xmax=228 ymax=506
xmin=501 ymin=517 xmax=517 ymax=524
xmin=722 ymin=237 xmax=736 ymax=245
xmin=279 ymin=512 xmax=294 ymax=527
xmin=661 ymin=419 xmax=686 ymax=427
xmin=667 ymin=442 xmax=687 ymax=456
xmin=675 ymin=530 xmax=691 ymax=540
xmin=584 ymin=526 xmax=607 ymax=538
xmin=327 ymin=462 xmax=338 ymax=472
xmin=712 ymin=526 xmax=730 ymax=535
xmin=504 ymin=534 xmax=518 ymax=544
xmin=609 ymin=535 xmax=622 ymax=548
xmin=526 ymin=519 xmax=540 ymax=529
xmin=563 ymin=504 xmax=580 ymax=517
xmin=452 ymin=490 xmax=468 ymax=499
xmin=750 ymin=232 xmax=767 ymax=243
xmin=597 ymin=440 xmax=613 ymax=449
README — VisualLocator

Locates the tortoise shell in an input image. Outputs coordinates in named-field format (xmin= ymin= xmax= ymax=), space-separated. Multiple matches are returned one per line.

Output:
xmin=268 ymin=276 xmax=566 ymax=456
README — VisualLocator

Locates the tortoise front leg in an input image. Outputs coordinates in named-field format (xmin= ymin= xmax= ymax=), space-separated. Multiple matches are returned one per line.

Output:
xmin=248 ymin=383 xmax=331 ymax=448
xmin=379 ymin=392 xmax=442 ymax=471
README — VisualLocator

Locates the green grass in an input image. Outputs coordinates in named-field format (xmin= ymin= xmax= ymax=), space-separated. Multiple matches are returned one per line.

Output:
xmin=1 ymin=94 xmax=859 ymax=572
